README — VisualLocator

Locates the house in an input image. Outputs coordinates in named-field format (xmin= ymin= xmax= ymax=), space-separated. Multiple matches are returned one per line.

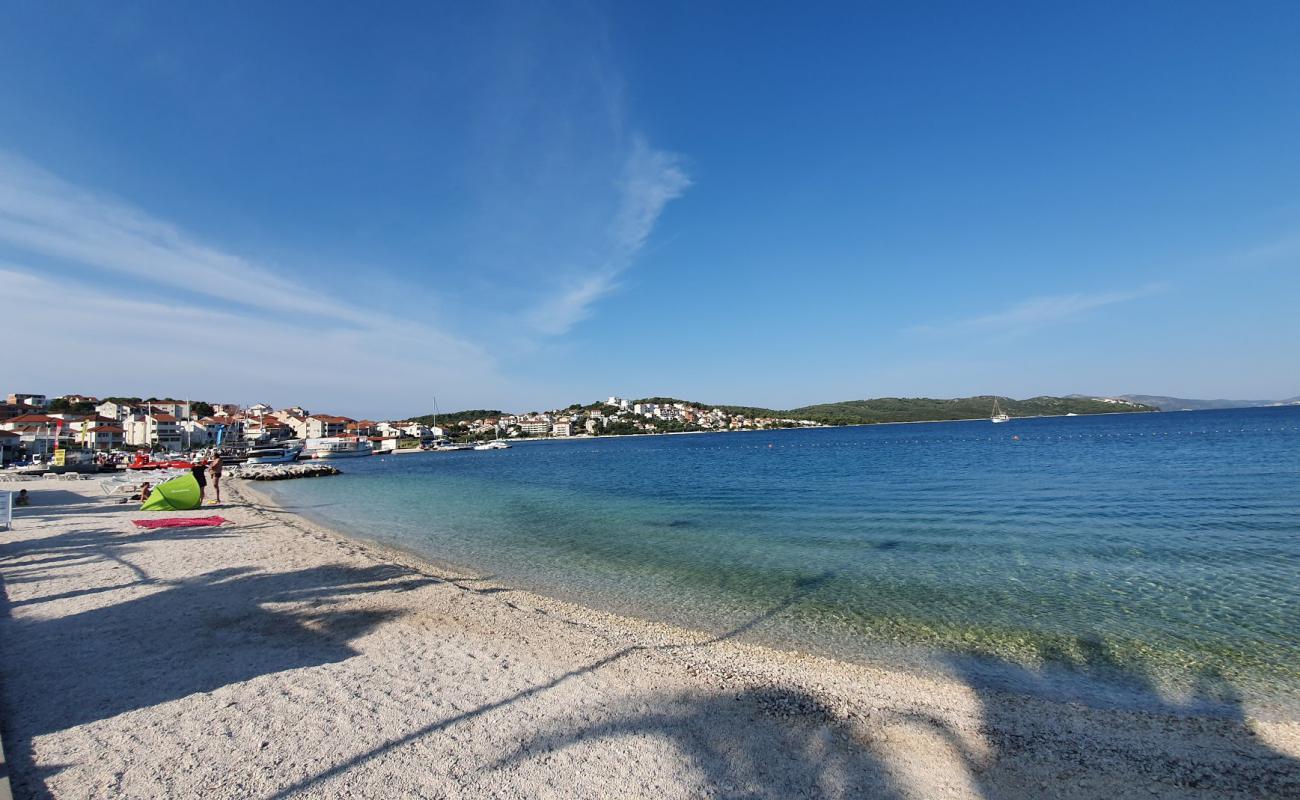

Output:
xmin=305 ymin=415 xmax=352 ymax=439
xmin=82 ymin=425 xmax=125 ymax=451
xmin=179 ymin=420 xmax=212 ymax=446
xmin=95 ymin=401 xmax=138 ymax=421
xmin=346 ymin=420 xmax=380 ymax=437
xmin=0 ymin=413 xmax=59 ymax=433
xmin=148 ymin=400 xmax=192 ymax=420
xmin=0 ymin=430 xmax=19 ymax=464
xmin=242 ymin=417 xmax=290 ymax=442
xmin=276 ymin=413 xmax=308 ymax=438
xmin=0 ymin=414 xmax=60 ymax=456
xmin=195 ymin=417 xmax=242 ymax=444
xmin=6 ymin=393 xmax=47 ymax=407
xmin=124 ymin=414 xmax=182 ymax=449
xmin=519 ymin=420 xmax=550 ymax=436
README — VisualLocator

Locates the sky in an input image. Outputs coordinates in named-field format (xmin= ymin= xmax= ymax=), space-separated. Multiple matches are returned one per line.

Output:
xmin=2 ymin=2 xmax=1298 ymax=417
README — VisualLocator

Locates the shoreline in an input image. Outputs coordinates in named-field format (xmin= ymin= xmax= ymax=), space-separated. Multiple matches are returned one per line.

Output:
xmin=1 ymin=479 xmax=1297 ymax=797
xmin=242 ymin=476 xmax=1300 ymax=718
xmin=499 ymin=407 xmax=1163 ymax=445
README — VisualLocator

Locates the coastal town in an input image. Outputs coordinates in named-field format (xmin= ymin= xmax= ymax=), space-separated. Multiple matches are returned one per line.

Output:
xmin=0 ymin=391 xmax=822 ymax=466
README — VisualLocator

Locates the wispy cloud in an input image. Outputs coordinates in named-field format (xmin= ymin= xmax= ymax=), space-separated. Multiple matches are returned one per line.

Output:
xmin=909 ymin=284 xmax=1166 ymax=337
xmin=0 ymin=151 xmax=365 ymax=324
xmin=0 ymin=152 xmax=505 ymax=416
xmin=528 ymin=138 xmax=690 ymax=335
xmin=1 ymin=264 xmax=505 ymax=416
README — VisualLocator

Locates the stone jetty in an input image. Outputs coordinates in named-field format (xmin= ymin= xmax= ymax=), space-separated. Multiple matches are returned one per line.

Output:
xmin=237 ymin=463 xmax=341 ymax=481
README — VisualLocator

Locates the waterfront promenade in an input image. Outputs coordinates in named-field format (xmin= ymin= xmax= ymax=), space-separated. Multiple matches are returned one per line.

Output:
xmin=0 ymin=480 xmax=1296 ymax=798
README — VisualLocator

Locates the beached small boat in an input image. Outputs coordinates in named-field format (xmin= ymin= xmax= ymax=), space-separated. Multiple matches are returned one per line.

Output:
xmin=990 ymin=399 xmax=1011 ymax=423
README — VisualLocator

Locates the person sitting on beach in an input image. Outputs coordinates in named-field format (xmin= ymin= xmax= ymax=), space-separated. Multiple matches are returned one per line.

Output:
xmin=209 ymin=455 xmax=224 ymax=504
xmin=120 ymin=481 xmax=152 ymax=504
xmin=14 ymin=489 xmax=29 ymax=506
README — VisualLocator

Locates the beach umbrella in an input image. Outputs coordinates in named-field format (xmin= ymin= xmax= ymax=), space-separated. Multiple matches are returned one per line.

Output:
xmin=141 ymin=473 xmax=202 ymax=511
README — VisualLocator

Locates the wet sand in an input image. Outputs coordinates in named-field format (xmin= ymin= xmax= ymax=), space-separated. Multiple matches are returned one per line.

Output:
xmin=0 ymin=478 xmax=1296 ymax=799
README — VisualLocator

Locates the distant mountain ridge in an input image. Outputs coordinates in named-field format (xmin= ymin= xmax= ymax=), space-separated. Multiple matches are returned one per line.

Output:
xmin=411 ymin=396 xmax=1158 ymax=428
xmin=1108 ymin=394 xmax=1300 ymax=412
xmin=709 ymin=395 xmax=1157 ymax=426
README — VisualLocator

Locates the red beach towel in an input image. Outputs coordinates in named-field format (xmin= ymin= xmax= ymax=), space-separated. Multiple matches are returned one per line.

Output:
xmin=132 ymin=516 xmax=229 ymax=529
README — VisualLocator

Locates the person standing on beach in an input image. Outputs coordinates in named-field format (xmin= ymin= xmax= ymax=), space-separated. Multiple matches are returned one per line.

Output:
xmin=209 ymin=455 xmax=223 ymax=504
xmin=191 ymin=459 xmax=208 ymax=503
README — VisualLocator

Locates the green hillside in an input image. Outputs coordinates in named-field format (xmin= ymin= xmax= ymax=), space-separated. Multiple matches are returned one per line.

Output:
xmin=408 ymin=409 xmax=503 ymax=426
xmin=715 ymin=395 xmax=1156 ymax=425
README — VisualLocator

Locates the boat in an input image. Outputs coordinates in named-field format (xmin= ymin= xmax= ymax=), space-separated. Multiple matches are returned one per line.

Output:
xmin=245 ymin=445 xmax=302 ymax=465
xmin=425 ymin=438 xmax=471 ymax=452
xmin=990 ymin=399 xmax=1011 ymax=424
xmin=304 ymin=436 xmax=374 ymax=459
xmin=127 ymin=452 xmax=195 ymax=470
xmin=472 ymin=440 xmax=511 ymax=450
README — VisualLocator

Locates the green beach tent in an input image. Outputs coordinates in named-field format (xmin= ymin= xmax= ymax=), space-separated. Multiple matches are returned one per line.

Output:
xmin=140 ymin=473 xmax=202 ymax=511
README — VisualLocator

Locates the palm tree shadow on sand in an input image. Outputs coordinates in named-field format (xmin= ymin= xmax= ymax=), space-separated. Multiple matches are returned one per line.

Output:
xmin=261 ymin=567 xmax=1299 ymax=799
xmin=0 ymin=551 xmax=436 ymax=800
xmin=488 ymin=613 xmax=1300 ymax=798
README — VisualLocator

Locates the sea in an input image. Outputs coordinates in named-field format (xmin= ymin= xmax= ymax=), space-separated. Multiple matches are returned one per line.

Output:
xmin=254 ymin=406 xmax=1300 ymax=714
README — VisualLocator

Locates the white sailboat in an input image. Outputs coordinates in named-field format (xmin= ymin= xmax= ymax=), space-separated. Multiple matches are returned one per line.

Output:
xmin=990 ymin=398 xmax=1011 ymax=423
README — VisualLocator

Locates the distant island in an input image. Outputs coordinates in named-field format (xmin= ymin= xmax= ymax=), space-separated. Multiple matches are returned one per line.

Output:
xmin=406 ymin=394 xmax=1158 ymax=440
xmin=710 ymin=395 xmax=1157 ymax=426
xmin=1104 ymin=394 xmax=1300 ymax=412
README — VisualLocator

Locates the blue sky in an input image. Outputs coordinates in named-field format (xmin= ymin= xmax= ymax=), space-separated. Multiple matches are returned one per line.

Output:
xmin=2 ymin=2 xmax=1298 ymax=417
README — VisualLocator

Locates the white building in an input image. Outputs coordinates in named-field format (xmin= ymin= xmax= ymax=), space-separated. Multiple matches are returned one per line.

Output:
xmin=124 ymin=414 xmax=182 ymax=449
xmin=519 ymin=420 xmax=550 ymax=436
xmin=5 ymin=393 xmax=47 ymax=407
xmin=305 ymin=415 xmax=351 ymax=439
xmin=553 ymin=422 xmax=572 ymax=437
xmin=95 ymin=401 xmax=137 ymax=421
xmin=148 ymin=400 xmax=192 ymax=420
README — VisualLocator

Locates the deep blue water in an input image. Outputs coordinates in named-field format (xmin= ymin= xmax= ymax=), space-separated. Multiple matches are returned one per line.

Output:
xmin=256 ymin=407 xmax=1300 ymax=708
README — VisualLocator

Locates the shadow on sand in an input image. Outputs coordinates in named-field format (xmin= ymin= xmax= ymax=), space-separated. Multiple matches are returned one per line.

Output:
xmin=0 ymin=521 xmax=437 ymax=799
xmin=268 ymin=568 xmax=1300 ymax=799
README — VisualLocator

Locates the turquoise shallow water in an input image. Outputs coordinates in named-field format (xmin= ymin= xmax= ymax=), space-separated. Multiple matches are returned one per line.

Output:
xmin=256 ymin=407 xmax=1300 ymax=711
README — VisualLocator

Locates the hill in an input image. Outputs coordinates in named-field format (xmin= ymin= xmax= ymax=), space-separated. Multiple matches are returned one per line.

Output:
xmin=406 ymin=396 xmax=1158 ymax=430
xmin=407 ymin=409 xmax=504 ymax=426
xmin=713 ymin=395 xmax=1157 ymax=426
xmin=1114 ymin=394 xmax=1300 ymax=412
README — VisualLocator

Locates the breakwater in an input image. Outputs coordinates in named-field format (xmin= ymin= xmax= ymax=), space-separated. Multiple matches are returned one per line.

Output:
xmin=237 ymin=463 xmax=340 ymax=481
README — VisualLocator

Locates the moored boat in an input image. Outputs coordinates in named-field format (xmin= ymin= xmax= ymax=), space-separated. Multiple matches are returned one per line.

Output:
xmin=304 ymin=436 xmax=374 ymax=459
xmin=990 ymin=399 xmax=1011 ymax=423
xmin=246 ymin=445 xmax=302 ymax=465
